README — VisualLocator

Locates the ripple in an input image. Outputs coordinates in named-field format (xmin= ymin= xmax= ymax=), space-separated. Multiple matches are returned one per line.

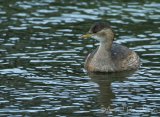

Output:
xmin=8 ymin=26 xmax=27 ymax=30
xmin=0 ymin=68 xmax=27 ymax=74
xmin=0 ymin=0 xmax=159 ymax=116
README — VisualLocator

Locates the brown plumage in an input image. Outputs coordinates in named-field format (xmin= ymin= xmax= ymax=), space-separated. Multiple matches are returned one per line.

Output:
xmin=82 ymin=22 xmax=140 ymax=72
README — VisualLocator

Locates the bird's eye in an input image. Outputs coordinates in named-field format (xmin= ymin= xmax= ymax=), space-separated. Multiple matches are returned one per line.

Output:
xmin=92 ymin=26 xmax=98 ymax=33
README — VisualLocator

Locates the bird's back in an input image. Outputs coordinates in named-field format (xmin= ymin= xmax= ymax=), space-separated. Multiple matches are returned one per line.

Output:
xmin=111 ymin=43 xmax=140 ymax=71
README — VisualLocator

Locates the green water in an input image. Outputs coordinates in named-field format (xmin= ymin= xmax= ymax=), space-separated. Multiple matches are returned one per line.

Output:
xmin=0 ymin=0 xmax=160 ymax=116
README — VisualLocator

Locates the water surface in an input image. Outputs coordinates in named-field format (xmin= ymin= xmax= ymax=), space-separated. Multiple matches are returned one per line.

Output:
xmin=0 ymin=0 xmax=160 ymax=116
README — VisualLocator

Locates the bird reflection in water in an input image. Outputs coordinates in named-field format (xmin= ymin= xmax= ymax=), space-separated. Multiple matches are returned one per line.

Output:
xmin=88 ymin=71 xmax=135 ymax=113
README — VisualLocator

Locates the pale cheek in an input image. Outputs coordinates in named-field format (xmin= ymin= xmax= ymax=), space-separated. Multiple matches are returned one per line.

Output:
xmin=92 ymin=35 xmax=102 ymax=41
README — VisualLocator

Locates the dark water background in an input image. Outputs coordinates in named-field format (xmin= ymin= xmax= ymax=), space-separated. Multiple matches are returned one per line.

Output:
xmin=0 ymin=0 xmax=160 ymax=116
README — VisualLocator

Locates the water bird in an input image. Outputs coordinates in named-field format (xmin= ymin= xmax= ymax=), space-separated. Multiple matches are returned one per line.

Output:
xmin=81 ymin=22 xmax=140 ymax=72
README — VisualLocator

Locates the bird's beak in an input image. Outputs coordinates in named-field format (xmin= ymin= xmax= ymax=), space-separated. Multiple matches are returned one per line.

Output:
xmin=80 ymin=33 xmax=92 ymax=39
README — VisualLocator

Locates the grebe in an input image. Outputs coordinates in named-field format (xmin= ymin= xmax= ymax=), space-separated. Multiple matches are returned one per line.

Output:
xmin=81 ymin=22 xmax=140 ymax=72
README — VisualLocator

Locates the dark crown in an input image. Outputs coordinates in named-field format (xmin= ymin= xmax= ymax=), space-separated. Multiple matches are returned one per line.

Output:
xmin=89 ymin=22 xmax=111 ymax=33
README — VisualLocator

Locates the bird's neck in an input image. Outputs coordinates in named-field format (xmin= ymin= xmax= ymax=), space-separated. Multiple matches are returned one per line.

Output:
xmin=101 ymin=40 xmax=112 ymax=50
xmin=92 ymin=40 xmax=115 ymax=72
xmin=96 ymin=40 xmax=113 ymax=59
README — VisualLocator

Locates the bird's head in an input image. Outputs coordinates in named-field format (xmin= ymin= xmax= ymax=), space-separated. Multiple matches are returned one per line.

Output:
xmin=81 ymin=22 xmax=115 ymax=42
